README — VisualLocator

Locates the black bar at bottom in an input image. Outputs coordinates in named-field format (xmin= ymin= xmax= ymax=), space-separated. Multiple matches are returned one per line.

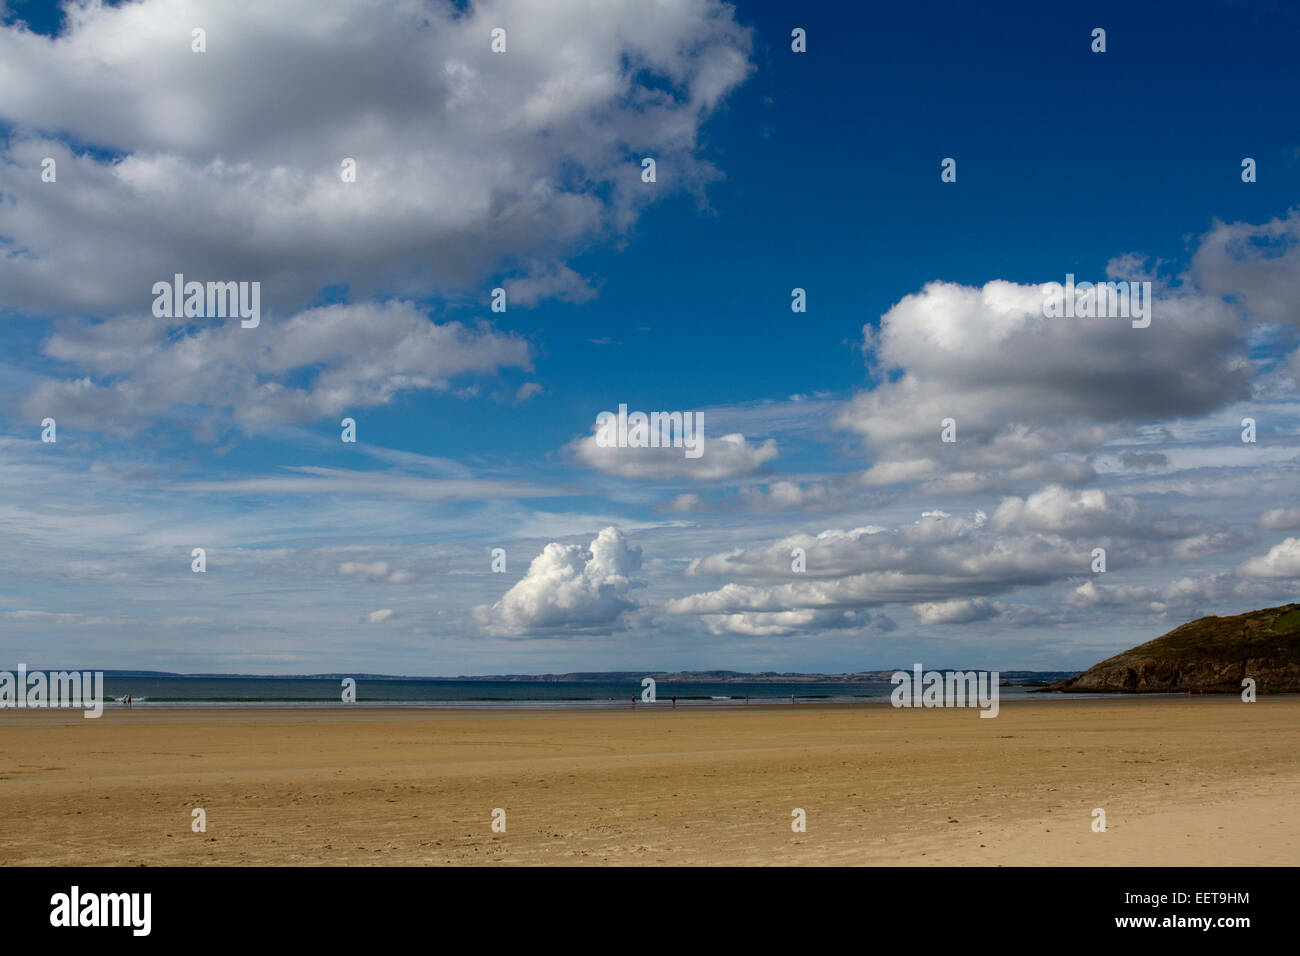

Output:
xmin=0 ymin=866 xmax=1280 ymax=941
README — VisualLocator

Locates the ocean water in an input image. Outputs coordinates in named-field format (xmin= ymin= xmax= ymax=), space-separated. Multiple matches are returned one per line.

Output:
xmin=97 ymin=675 xmax=1052 ymax=709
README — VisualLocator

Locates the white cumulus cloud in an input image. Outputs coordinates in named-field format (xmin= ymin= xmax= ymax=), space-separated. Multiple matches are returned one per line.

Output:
xmin=572 ymin=429 xmax=777 ymax=480
xmin=475 ymin=526 xmax=643 ymax=635
xmin=0 ymin=0 xmax=754 ymax=317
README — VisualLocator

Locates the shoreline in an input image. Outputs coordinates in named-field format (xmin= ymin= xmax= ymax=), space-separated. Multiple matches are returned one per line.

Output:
xmin=3 ymin=689 xmax=1279 ymax=715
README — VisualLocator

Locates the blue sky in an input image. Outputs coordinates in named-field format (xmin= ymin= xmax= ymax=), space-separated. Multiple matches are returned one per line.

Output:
xmin=1 ymin=0 xmax=1298 ymax=674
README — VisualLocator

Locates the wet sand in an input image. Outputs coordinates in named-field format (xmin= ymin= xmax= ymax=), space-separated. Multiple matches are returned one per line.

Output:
xmin=2 ymin=696 xmax=1297 ymax=865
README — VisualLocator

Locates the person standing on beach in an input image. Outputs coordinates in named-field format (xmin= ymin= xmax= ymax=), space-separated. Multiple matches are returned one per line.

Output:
xmin=672 ymin=696 xmax=676 ymax=709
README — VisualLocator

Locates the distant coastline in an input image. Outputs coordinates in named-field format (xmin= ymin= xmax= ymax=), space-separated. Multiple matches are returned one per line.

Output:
xmin=0 ymin=671 xmax=1084 ymax=711
xmin=21 ymin=668 xmax=1079 ymax=685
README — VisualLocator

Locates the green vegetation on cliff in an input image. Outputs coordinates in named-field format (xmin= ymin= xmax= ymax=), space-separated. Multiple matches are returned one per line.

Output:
xmin=1049 ymin=603 xmax=1300 ymax=693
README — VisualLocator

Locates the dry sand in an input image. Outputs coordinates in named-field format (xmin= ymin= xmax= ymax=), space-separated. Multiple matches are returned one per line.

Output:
xmin=2 ymin=696 xmax=1297 ymax=866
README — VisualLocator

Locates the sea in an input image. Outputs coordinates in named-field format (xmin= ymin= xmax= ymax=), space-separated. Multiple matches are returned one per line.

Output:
xmin=96 ymin=675 xmax=1062 ymax=709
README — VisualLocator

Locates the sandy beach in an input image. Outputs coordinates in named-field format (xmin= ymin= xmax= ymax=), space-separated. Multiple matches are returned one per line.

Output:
xmin=2 ymin=696 xmax=1297 ymax=866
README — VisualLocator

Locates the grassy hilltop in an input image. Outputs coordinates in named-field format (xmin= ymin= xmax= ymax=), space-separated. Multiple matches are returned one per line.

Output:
xmin=1049 ymin=603 xmax=1300 ymax=693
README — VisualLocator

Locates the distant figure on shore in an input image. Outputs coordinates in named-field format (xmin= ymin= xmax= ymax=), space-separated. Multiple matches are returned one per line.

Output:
xmin=672 ymin=696 xmax=676 ymax=709
xmin=631 ymin=696 xmax=635 ymax=708
xmin=126 ymin=694 xmax=132 ymax=708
